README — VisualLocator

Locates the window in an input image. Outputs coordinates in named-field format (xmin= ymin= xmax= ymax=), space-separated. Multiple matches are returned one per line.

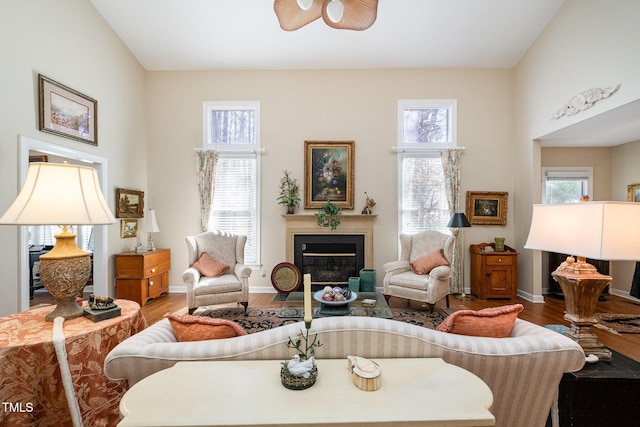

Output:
xmin=203 ymin=101 xmax=261 ymax=265
xmin=397 ymin=100 xmax=457 ymax=235
xmin=28 ymin=225 xmax=93 ymax=251
xmin=542 ymin=167 xmax=593 ymax=204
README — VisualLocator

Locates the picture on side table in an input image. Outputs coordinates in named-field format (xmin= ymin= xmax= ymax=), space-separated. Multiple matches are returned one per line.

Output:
xmin=38 ymin=74 xmax=98 ymax=146
xmin=116 ymin=188 xmax=145 ymax=218
xmin=304 ymin=140 xmax=354 ymax=209
xmin=466 ymin=191 xmax=508 ymax=225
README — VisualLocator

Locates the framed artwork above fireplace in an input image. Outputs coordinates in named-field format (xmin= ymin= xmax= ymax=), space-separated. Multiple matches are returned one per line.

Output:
xmin=304 ymin=140 xmax=354 ymax=209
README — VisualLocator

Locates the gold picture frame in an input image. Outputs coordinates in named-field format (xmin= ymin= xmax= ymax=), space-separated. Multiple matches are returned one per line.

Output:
xmin=304 ymin=140 xmax=354 ymax=209
xmin=628 ymin=183 xmax=640 ymax=202
xmin=466 ymin=191 xmax=508 ymax=225
xmin=38 ymin=74 xmax=98 ymax=146
xmin=120 ymin=219 xmax=138 ymax=238
xmin=116 ymin=188 xmax=145 ymax=218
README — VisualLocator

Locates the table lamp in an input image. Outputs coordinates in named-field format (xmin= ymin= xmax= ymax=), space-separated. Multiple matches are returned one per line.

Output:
xmin=144 ymin=209 xmax=160 ymax=251
xmin=0 ymin=163 xmax=116 ymax=321
xmin=447 ymin=212 xmax=472 ymax=299
xmin=525 ymin=201 xmax=640 ymax=361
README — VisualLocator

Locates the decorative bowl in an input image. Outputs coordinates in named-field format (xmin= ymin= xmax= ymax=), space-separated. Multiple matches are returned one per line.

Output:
xmin=313 ymin=289 xmax=357 ymax=306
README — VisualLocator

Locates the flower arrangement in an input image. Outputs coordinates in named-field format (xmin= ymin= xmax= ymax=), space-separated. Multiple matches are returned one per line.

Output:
xmin=276 ymin=170 xmax=301 ymax=210
xmin=316 ymin=200 xmax=342 ymax=230
xmin=314 ymin=152 xmax=346 ymax=199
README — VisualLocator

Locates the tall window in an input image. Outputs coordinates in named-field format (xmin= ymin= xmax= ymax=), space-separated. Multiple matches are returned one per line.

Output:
xmin=397 ymin=100 xmax=456 ymax=234
xmin=203 ymin=101 xmax=261 ymax=265
xmin=28 ymin=225 xmax=93 ymax=251
xmin=542 ymin=167 xmax=593 ymax=204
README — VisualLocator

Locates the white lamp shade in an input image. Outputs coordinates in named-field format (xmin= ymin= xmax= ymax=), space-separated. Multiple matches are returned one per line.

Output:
xmin=0 ymin=163 xmax=116 ymax=225
xmin=144 ymin=209 xmax=160 ymax=233
xmin=524 ymin=202 xmax=640 ymax=261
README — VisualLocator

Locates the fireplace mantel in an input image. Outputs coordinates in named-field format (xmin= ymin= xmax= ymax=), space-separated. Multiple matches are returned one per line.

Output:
xmin=283 ymin=215 xmax=376 ymax=269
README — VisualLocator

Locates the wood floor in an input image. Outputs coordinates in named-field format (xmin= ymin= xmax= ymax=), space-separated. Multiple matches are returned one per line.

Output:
xmin=32 ymin=289 xmax=640 ymax=362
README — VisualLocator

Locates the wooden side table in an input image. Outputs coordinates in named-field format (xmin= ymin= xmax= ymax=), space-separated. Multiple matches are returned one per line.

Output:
xmin=115 ymin=249 xmax=170 ymax=306
xmin=470 ymin=243 xmax=518 ymax=299
xmin=0 ymin=300 xmax=147 ymax=426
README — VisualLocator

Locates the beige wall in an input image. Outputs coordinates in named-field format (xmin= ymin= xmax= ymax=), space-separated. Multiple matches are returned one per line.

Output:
xmin=0 ymin=0 xmax=147 ymax=316
xmin=146 ymin=68 xmax=516 ymax=292
xmin=514 ymin=0 xmax=640 ymax=300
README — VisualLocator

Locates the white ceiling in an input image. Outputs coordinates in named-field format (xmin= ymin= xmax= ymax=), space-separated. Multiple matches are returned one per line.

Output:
xmin=89 ymin=0 xmax=564 ymax=70
xmin=89 ymin=0 xmax=640 ymax=148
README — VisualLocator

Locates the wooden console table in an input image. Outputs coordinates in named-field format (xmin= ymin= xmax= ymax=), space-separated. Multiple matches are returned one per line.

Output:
xmin=119 ymin=358 xmax=494 ymax=426
xmin=115 ymin=249 xmax=170 ymax=306
xmin=0 ymin=300 xmax=147 ymax=426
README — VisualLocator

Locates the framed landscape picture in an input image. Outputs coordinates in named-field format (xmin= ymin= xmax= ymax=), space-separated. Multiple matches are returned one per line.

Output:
xmin=466 ymin=191 xmax=508 ymax=225
xmin=116 ymin=188 xmax=145 ymax=218
xmin=304 ymin=140 xmax=354 ymax=209
xmin=120 ymin=219 xmax=138 ymax=238
xmin=628 ymin=183 xmax=640 ymax=202
xmin=38 ymin=74 xmax=98 ymax=146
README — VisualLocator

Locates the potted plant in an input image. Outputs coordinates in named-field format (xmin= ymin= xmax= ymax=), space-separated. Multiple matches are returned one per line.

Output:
xmin=277 ymin=170 xmax=301 ymax=214
xmin=316 ymin=200 xmax=342 ymax=230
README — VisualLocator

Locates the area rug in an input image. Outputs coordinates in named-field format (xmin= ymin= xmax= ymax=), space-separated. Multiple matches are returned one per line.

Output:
xmin=595 ymin=313 xmax=640 ymax=334
xmin=192 ymin=306 xmax=448 ymax=334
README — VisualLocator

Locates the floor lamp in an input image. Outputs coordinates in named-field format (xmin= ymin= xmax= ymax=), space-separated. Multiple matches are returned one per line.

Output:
xmin=447 ymin=212 xmax=472 ymax=299
xmin=525 ymin=202 xmax=640 ymax=362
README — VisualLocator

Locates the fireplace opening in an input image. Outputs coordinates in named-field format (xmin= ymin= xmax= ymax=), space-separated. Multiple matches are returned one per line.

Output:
xmin=294 ymin=235 xmax=365 ymax=291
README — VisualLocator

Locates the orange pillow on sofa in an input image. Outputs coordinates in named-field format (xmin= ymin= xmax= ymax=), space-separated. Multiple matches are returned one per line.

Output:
xmin=165 ymin=313 xmax=247 ymax=342
xmin=436 ymin=304 xmax=524 ymax=338
xmin=410 ymin=249 xmax=450 ymax=275
xmin=190 ymin=252 xmax=230 ymax=277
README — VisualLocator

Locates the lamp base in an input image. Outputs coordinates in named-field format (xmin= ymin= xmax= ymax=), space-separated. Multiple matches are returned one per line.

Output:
xmin=147 ymin=233 xmax=156 ymax=251
xmin=38 ymin=227 xmax=91 ymax=322
xmin=552 ymin=256 xmax=612 ymax=362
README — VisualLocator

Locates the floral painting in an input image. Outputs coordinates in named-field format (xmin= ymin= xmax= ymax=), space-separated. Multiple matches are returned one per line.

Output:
xmin=304 ymin=141 xmax=354 ymax=209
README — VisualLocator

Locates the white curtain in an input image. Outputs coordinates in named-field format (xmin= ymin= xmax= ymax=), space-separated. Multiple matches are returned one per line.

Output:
xmin=195 ymin=149 xmax=218 ymax=232
xmin=440 ymin=148 xmax=465 ymax=292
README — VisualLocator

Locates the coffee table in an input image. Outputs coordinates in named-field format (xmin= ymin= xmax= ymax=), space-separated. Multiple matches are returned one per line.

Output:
xmin=280 ymin=291 xmax=392 ymax=319
xmin=118 ymin=358 xmax=495 ymax=427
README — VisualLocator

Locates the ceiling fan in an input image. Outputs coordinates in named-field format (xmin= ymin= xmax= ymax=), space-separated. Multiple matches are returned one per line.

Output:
xmin=274 ymin=0 xmax=378 ymax=31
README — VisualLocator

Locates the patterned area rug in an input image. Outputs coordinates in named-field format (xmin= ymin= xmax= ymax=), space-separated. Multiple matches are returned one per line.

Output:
xmin=193 ymin=306 xmax=448 ymax=334
xmin=595 ymin=313 xmax=640 ymax=334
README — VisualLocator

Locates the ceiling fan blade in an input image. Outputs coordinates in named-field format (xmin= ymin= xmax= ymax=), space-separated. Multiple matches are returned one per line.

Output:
xmin=322 ymin=0 xmax=378 ymax=31
xmin=274 ymin=0 xmax=323 ymax=31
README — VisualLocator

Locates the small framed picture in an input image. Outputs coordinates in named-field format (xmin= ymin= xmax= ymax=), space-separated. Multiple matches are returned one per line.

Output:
xmin=116 ymin=188 xmax=145 ymax=218
xmin=466 ymin=191 xmax=508 ymax=225
xmin=628 ymin=184 xmax=640 ymax=202
xmin=120 ymin=219 xmax=138 ymax=238
xmin=38 ymin=74 xmax=98 ymax=146
xmin=304 ymin=140 xmax=355 ymax=209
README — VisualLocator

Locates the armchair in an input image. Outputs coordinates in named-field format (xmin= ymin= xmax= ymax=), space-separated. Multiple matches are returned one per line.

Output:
xmin=183 ymin=230 xmax=252 ymax=315
xmin=383 ymin=230 xmax=455 ymax=312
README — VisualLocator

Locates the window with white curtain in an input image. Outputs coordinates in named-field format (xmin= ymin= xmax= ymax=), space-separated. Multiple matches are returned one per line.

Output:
xmin=203 ymin=101 xmax=261 ymax=265
xmin=397 ymin=100 xmax=457 ymax=235
xmin=28 ymin=225 xmax=93 ymax=251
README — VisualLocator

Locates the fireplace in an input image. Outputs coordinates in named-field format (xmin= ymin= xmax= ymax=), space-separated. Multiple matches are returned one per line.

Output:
xmin=294 ymin=235 xmax=365 ymax=290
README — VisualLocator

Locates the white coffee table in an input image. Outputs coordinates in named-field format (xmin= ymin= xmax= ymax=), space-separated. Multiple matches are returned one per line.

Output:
xmin=119 ymin=358 xmax=495 ymax=427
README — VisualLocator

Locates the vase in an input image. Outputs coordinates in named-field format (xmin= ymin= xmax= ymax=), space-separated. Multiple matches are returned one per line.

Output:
xmin=286 ymin=205 xmax=295 ymax=214
xmin=494 ymin=237 xmax=506 ymax=252
xmin=280 ymin=363 xmax=318 ymax=390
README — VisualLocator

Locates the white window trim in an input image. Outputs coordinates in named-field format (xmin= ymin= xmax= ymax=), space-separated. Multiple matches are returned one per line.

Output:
xmin=397 ymin=99 xmax=457 ymax=149
xmin=542 ymin=167 xmax=593 ymax=203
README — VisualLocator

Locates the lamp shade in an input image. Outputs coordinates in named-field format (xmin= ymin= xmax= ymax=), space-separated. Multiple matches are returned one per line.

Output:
xmin=524 ymin=202 xmax=640 ymax=261
xmin=144 ymin=209 xmax=160 ymax=233
xmin=447 ymin=212 xmax=471 ymax=228
xmin=0 ymin=163 xmax=116 ymax=225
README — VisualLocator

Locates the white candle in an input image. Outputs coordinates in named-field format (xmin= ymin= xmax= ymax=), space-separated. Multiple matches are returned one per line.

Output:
xmin=304 ymin=274 xmax=312 ymax=325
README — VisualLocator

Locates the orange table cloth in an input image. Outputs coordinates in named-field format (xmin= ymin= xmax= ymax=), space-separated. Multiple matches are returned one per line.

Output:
xmin=0 ymin=299 xmax=147 ymax=427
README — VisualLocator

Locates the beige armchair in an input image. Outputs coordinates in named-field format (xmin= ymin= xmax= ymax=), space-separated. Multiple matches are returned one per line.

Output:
xmin=383 ymin=230 xmax=455 ymax=312
xmin=183 ymin=230 xmax=252 ymax=315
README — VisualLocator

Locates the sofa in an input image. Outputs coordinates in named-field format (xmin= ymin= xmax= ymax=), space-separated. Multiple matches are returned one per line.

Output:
xmin=104 ymin=316 xmax=585 ymax=427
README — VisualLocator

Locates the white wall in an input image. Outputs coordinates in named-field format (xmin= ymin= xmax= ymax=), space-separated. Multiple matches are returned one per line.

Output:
xmin=515 ymin=0 xmax=640 ymax=300
xmin=146 ymin=68 xmax=516 ymax=293
xmin=0 ymin=0 xmax=147 ymax=316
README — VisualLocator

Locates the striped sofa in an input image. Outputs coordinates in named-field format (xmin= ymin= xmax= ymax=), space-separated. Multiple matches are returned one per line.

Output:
xmin=104 ymin=316 xmax=584 ymax=427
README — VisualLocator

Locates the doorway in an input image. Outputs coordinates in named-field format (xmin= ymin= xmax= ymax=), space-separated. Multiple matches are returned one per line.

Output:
xmin=18 ymin=136 xmax=111 ymax=311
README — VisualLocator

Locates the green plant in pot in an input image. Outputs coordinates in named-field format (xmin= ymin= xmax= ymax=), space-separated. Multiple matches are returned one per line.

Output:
xmin=277 ymin=170 xmax=301 ymax=214
xmin=316 ymin=200 xmax=342 ymax=230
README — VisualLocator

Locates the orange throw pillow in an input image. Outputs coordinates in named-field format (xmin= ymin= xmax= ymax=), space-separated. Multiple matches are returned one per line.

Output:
xmin=190 ymin=252 xmax=230 ymax=277
xmin=165 ymin=313 xmax=247 ymax=342
xmin=410 ymin=249 xmax=450 ymax=275
xmin=436 ymin=304 xmax=524 ymax=338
